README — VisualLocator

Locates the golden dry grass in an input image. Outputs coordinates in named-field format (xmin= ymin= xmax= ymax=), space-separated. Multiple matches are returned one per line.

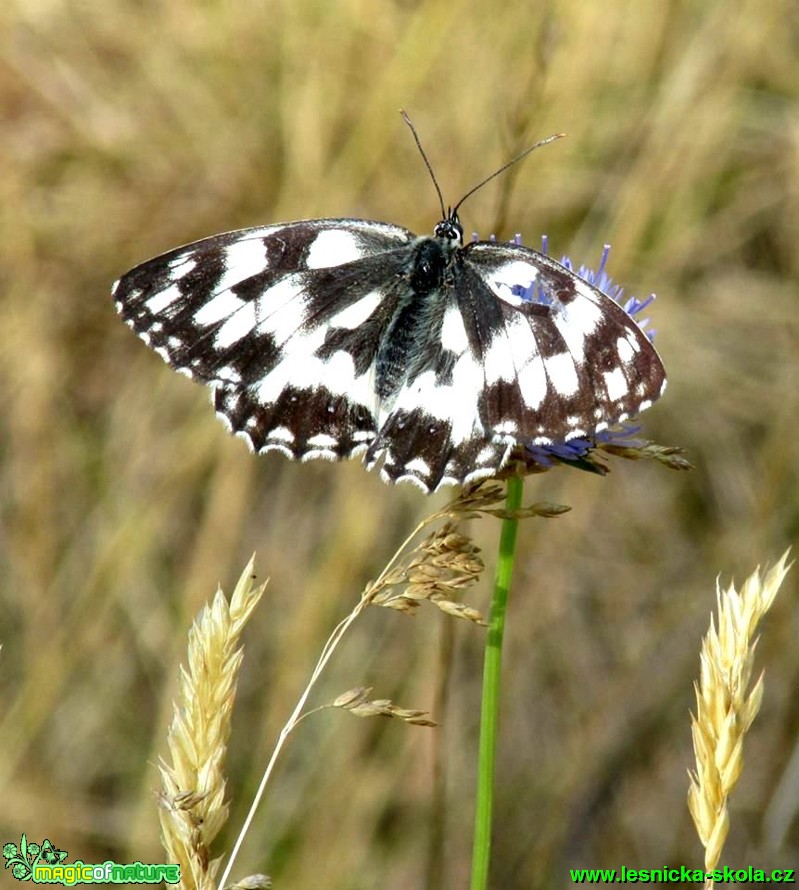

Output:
xmin=689 ymin=551 xmax=792 ymax=884
xmin=1 ymin=1 xmax=797 ymax=887
xmin=159 ymin=558 xmax=265 ymax=890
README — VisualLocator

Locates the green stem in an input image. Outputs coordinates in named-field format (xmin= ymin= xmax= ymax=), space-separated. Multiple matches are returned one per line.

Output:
xmin=470 ymin=475 xmax=523 ymax=890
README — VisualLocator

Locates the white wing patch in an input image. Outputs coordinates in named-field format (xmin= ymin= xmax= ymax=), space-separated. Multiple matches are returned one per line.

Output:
xmin=441 ymin=305 xmax=469 ymax=352
xmin=214 ymin=300 xmax=259 ymax=349
xmin=306 ymin=229 xmax=365 ymax=269
xmin=330 ymin=291 xmax=382 ymax=329
xmin=194 ymin=291 xmax=247 ymax=327
xmin=254 ymin=341 xmax=376 ymax=413
xmin=616 ymin=335 xmax=636 ymax=362
xmin=216 ymin=240 xmax=267 ymax=293
xmin=384 ymin=354 xmax=485 ymax=446
xmin=603 ymin=366 xmax=629 ymax=402
xmin=168 ymin=256 xmax=198 ymax=280
xmin=544 ymin=352 xmax=580 ymax=398
xmin=145 ymin=283 xmax=183 ymax=315
xmin=486 ymin=259 xmax=539 ymax=298
xmin=253 ymin=274 xmax=308 ymax=344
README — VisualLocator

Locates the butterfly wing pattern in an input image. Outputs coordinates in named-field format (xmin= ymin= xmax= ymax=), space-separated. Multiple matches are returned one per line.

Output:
xmin=113 ymin=214 xmax=666 ymax=492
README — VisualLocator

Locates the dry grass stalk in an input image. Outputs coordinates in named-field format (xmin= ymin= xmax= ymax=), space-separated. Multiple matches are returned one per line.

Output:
xmin=688 ymin=550 xmax=792 ymax=884
xmin=158 ymin=557 xmax=265 ymax=890
xmin=219 ymin=481 xmax=571 ymax=886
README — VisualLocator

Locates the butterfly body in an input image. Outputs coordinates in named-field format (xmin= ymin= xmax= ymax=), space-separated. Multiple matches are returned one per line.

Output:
xmin=113 ymin=211 xmax=666 ymax=492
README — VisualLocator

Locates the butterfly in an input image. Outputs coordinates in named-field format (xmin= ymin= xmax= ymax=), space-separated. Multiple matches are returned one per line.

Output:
xmin=112 ymin=123 xmax=666 ymax=493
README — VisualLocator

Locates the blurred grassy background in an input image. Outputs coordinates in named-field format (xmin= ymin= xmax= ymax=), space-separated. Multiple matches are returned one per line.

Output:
xmin=1 ymin=0 xmax=797 ymax=886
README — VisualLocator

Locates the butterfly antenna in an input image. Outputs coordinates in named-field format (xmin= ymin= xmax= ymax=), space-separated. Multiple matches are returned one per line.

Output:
xmin=452 ymin=132 xmax=566 ymax=216
xmin=401 ymin=110 xmax=447 ymax=220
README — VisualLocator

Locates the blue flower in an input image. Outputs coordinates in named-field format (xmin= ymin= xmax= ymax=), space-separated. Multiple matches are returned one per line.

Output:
xmin=519 ymin=238 xmax=659 ymax=342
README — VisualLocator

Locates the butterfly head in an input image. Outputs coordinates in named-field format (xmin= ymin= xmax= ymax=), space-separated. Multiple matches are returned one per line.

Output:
xmin=434 ymin=211 xmax=463 ymax=247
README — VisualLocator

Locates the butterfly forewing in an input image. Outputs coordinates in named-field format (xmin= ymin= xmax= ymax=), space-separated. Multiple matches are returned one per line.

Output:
xmin=462 ymin=242 xmax=666 ymax=441
xmin=113 ymin=214 xmax=666 ymax=492
xmin=114 ymin=219 xmax=417 ymax=462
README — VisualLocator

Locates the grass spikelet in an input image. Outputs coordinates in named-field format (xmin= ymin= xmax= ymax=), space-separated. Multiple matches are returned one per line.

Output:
xmin=365 ymin=483 xmax=569 ymax=623
xmin=158 ymin=557 xmax=265 ymax=890
xmin=688 ymin=550 xmax=792 ymax=882
xmin=599 ymin=440 xmax=694 ymax=471
xmin=369 ymin=521 xmax=486 ymax=623
xmin=330 ymin=687 xmax=437 ymax=726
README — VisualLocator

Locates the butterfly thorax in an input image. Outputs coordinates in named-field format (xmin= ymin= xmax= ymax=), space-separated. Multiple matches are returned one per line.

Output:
xmin=374 ymin=230 xmax=458 ymax=401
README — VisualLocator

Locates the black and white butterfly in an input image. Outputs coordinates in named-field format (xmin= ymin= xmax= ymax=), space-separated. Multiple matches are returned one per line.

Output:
xmin=113 ymin=128 xmax=666 ymax=493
